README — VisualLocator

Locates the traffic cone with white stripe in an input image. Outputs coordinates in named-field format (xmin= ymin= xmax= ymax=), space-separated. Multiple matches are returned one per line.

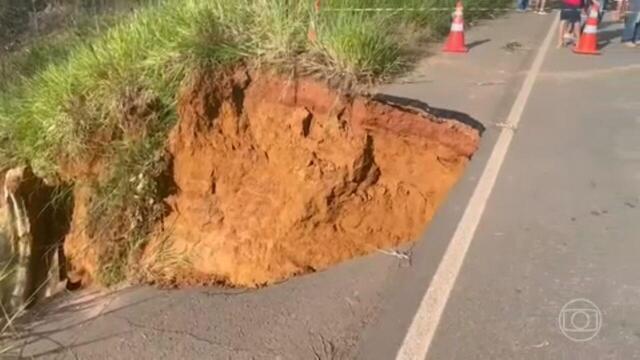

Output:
xmin=574 ymin=4 xmax=601 ymax=55
xmin=443 ymin=1 xmax=468 ymax=53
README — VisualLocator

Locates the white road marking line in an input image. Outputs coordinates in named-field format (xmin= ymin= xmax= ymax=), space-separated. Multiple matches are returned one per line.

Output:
xmin=395 ymin=13 xmax=561 ymax=360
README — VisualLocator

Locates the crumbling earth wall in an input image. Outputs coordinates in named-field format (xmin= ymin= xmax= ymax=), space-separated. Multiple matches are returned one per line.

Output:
xmin=123 ymin=70 xmax=481 ymax=287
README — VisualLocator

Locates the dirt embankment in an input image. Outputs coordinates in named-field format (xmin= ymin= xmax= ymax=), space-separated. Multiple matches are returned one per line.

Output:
xmin=26 ymin=69 xmax=480 ymax=289
xmin=138 ymin=70 xmax=478 ymax=287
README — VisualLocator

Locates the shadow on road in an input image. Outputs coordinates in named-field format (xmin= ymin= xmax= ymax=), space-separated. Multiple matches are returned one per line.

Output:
xmin=598 ymin=28 xmax=622 ymax=42
xmin=1 ymin=290 xmax=159 ymax=359
xmin=598 ymin=20 xmax=620 ymax=31
xmin=372 ymin=93 xmax=486 ymax=135
xmin=467 ymin=38 xmax=491 ymax=50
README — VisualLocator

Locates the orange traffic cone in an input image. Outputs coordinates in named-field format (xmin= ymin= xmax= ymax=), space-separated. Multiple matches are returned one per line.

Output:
xmin=443 ymin=1 xmax=468 ymax=53
xmin=574 ymin=4 xmax=600 ymax=55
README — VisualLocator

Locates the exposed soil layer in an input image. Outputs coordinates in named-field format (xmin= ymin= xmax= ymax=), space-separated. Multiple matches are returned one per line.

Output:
xmin=63 ymin=183 xmax=100 ymax=286
xmin=130 ymin=70 xmax=481 ymax=287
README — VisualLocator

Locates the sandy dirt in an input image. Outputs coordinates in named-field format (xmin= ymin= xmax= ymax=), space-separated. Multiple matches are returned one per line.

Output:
xmin=130 ymin=70 xmax=481 ymax=287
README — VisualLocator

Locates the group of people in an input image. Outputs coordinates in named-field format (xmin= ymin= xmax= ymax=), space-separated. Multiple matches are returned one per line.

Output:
xmin=516 ymin=0 xmax=640 ymax=48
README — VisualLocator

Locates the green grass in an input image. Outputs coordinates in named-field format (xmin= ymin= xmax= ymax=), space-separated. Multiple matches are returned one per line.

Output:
xmin=0 ymin=0 xmax=511 ymax=286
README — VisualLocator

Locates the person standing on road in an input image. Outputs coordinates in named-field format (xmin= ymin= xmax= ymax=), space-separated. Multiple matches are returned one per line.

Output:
xmin=517 ymin=0 xmax=530 ymax=12
xmin=559 ymin=0 xmax=584 ymax=47
xmin=622 ymin=0 xmax=640 ymax=46
xmin=534 ymin=0 xmax=548 ymax=14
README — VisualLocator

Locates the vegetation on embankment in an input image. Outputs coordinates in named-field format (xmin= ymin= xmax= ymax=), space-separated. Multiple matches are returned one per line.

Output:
xmin=0 ymin=0 xmax=510 ymax=286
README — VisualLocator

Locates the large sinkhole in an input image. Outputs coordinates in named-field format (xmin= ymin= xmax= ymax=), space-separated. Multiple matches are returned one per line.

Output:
xmin=132 ymin=70 xmax=482 ymax=287
xmin=2 ymin=70 xmax=483 ymax=303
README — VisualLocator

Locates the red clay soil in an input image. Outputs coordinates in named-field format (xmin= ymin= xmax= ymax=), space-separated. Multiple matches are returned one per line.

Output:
xmin=130 ymin=70 xmax=480 ymax=287
xmin=62 ymin=69 xmax=480 ymax=288
xmin=64 ymin=184 xmax=100 ymax=285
